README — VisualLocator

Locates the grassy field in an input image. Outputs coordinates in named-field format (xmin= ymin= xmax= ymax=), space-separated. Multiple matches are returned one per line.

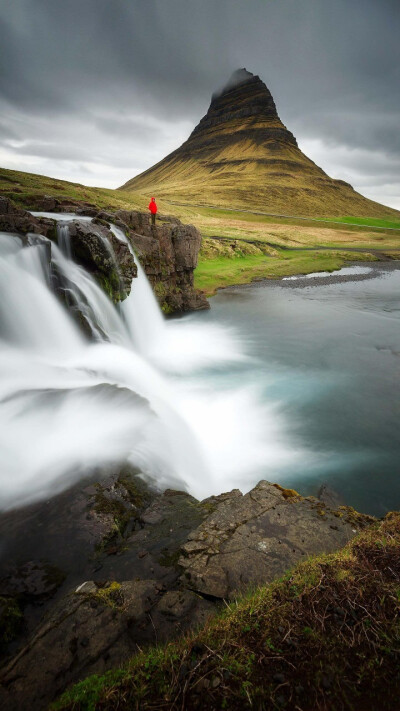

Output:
xmin=331 ymin=216 xmax=400 ymax=230
xmin=0 ymin=167 xmax=145 ymax=213
xmin=195 ymin=248 xmax=379 ymax=296
xmin=1 ymin=166 xmax=399 ymax=294
xmin=53 ymin=512 xmax=400 ymax=711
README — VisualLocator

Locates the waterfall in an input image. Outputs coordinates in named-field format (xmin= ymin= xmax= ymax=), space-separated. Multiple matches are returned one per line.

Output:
xmin=0 ymin=216 xmax=298 ymax=512
xmin=110 ymin=224 xmax=166 ymax=356
xmin=57 ymin=222 xmax=72 ymax=259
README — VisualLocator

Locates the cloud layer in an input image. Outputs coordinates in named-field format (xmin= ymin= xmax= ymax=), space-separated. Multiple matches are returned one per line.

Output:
xmin=0 ymin=0 xmax=399 ymax=207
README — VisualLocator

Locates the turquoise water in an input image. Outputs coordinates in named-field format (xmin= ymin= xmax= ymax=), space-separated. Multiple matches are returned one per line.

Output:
xmin=194 ymin=269 xmax=400 ymax=517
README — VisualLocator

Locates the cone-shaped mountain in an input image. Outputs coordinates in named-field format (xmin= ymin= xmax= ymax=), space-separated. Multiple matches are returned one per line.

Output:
xmin=121 ymin=69 xmax=398 ymax=218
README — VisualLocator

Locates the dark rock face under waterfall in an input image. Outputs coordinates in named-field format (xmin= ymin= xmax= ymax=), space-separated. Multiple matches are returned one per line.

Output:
xmin=66 ymin=219 xmax=137 ymax=302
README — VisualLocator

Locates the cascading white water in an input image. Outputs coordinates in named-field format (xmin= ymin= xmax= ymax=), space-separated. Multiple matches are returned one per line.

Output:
xmin=0 ymin=217 xmax=302 ymax=511
xmin=110 ymin=224 xmax=166 ymax=355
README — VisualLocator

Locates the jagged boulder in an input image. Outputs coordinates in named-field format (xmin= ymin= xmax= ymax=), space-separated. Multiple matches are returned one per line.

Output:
xmin=179 ymin=481 xmax=374 ymax=599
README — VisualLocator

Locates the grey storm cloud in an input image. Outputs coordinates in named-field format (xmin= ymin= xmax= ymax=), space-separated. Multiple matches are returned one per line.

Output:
xmin=0 ymin=0 xmax=399 ymax=205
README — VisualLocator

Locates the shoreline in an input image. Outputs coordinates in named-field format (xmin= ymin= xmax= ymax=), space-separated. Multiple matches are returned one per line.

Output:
xmin=213 ymin=258 xmax=400 ymax=293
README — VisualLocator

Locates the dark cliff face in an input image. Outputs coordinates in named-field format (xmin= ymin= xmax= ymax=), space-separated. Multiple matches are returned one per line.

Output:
xmin=187 ymin=68 xmax=298 ymax=153
xmin=114 ymin=209 xmax=209 ymax=313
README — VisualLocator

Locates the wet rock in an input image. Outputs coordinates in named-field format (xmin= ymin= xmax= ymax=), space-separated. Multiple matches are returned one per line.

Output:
xmin=66 ymin=219 xmax=136 ymax=301
xmin=0 ymin=578 xmax=214 ymax=711
xmin=178 ymin=481 xmax=367 ymax=599
xmin=318 ymin=484 xmax=344 ymax=509
xmin=0 ymin=196 xmax=48 ymax=236
xmin=0 ymin=561 xmax=66 ymax=603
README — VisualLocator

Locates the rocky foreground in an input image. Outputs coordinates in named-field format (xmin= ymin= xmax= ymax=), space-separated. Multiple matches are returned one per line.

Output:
xmin=0 ymin=468 xmax=375 ymax=710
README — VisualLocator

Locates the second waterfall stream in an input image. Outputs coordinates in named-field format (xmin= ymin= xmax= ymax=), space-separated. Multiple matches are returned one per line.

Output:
xmin=0 ymin=216 xmax=301 ymax=510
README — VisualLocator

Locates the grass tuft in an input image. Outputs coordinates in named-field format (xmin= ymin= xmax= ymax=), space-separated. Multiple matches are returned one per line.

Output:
xmin=53 ymin=512 xmax=400 ymax=711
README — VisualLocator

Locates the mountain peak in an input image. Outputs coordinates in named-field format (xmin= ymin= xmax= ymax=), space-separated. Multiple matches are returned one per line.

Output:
xmin=213 ymin=68 xmax=257 ymax=99
xmin=120 ymin=70 xmax=396 ymax=220
xmin=191 ymin=67 xmax=284 ymax=143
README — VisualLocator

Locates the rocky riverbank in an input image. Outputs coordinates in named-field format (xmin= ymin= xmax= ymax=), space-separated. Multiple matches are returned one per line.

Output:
xmin=0 ymin=469 xmax=374 ymax=710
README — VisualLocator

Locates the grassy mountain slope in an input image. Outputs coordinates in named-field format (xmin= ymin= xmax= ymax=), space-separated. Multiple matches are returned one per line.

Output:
xmin=120 ymin=70 xmax=400 ymax=220
xmin=0 ymin=167 xmax=144 ymax=213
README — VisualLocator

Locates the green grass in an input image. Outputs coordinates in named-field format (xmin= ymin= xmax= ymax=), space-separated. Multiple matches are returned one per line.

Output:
xmin=195 ymin=248 xmax=378 ymax=296
xmin=0 ymin=167 xmax=145 ymax=213
xmin=53 ymin=512 xmax=400 ymax=711
xmin=335 ymin=216 xmax=400 ymax=230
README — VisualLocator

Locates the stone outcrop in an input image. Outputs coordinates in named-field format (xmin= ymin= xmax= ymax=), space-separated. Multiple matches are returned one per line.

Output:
xmin=114 ymin=209 xmax=208 ymax=313
xmin=179 ymin=482 xmax=366 ymax=599
xmin=0 ymin=473 xmax=374 ymax=710
xmin=0 ymin=196 xmax=54 ymax=236
xmin=22 ymin=193 xmax=98 ymax=216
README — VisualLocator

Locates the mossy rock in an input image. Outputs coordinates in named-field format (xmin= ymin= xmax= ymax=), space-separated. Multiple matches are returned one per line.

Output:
xmin=0 ymin=597 xmax=23 ymax=648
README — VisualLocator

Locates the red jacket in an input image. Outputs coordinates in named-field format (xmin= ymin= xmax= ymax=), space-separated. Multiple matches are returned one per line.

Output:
xmin=148 ymin=198 xmax=157 ymax=214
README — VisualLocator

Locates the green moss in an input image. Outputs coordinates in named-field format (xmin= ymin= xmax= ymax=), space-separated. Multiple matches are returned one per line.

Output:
xmin=93 ymin=473 xmax=150 ymax=555
xmin=157 ymin=549 xmax=181 ymax=568
xmin=337 ymin=505 xmax=376 ymax=529
xmin=96 ymin=270 xmax=123 ymax=304
xmin=153 ymin=281 xmax=175 ymax=314
xmin=117 ymin=474 xmax=145 ymax=509
xmin=0 ymin=596 xmax=23 ymax=647
xmin=45 ymin=220 xmax=58 ymax=242
xmin=273 ymin=483 xmax=301 ymax=499
xmin=89 ymin=582 xmax=123 ymax=610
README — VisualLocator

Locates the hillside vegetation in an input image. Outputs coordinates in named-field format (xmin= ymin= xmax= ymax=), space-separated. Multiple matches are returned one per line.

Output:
xmin=1 ymin=166 xmax=399 ymax=295
xmin=54 ymin=512 xmax=400 ymax=711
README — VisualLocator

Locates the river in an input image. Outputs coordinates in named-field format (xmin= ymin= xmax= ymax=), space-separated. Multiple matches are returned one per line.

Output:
xmin=192 ymin=265 xmax=400 ymax=516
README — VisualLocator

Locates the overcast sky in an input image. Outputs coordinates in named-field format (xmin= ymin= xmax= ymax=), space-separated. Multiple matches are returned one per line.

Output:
xmin=0 ymin=0 xmax=399 ymax=208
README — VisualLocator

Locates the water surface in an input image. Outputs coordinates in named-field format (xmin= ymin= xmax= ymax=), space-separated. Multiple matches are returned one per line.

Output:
xmin=193 ymin=268 xmax=400 ymax=516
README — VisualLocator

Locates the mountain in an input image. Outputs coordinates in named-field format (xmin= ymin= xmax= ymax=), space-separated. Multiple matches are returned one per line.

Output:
xmin=120 ymin=69 xmax=398 ymax=218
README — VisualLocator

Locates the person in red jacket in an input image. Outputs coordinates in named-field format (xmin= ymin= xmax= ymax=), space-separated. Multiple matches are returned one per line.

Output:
xmin=148 ymin=197 xmax=157 ymax=226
